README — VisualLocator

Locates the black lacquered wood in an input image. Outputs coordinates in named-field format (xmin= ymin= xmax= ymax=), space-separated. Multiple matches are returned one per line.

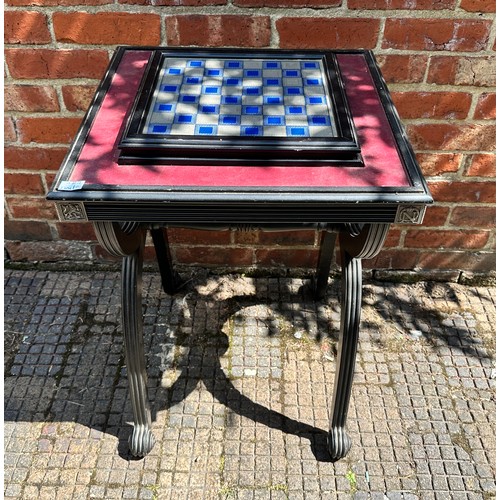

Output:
xmin=328 ymin=223 xmax=389 ymax=461
xmin=121 ymin=233 xmax=155 ymax=457
xmin=150 ymin=228 xmax=183 ymax=295
xmin=314 ymin=228 xmax=337 ymax=301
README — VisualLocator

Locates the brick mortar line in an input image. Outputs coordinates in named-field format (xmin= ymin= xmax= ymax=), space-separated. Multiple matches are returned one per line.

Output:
xmin=4 ymin=5 xmax=496 ymax=19
xmin=376 ymin=16 xmax=387 ymax=49
xmin=40 ymin=171 xmax=50 ymax=194
xmin=416 ymin=150 xmax=495 ymax=156
xmin=4 ymin=43 xmax=497 ymax=58
xmin=486 ymin=16 xmax=496 ymax=50
xmin=387 ymin=83 xmax=496 ymax=92
xmin=7 ymin=110 xmax=85 ymax=118
xmin=4 ymin=77 xmax=102 ymax=85
xmin=403 ymin=118 xmax=495 ymax=124
xmin=421 ymin=47 xmax=432 ymax=84
xmin=269 ymin=14 xmax=280 ymax=48
xmin=425 ymin=172 xmax=495 ymax=184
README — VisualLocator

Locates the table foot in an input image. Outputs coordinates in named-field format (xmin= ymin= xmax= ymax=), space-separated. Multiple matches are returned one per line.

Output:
xmin=328 ymin=426 xmax=352 ymax=461
xmin=129 ymin=424 xmax=155 ymax=458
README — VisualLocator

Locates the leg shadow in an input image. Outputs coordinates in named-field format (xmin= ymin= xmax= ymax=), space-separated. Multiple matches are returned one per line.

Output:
xmin=143 ymin=275 xmax=337 ymax=462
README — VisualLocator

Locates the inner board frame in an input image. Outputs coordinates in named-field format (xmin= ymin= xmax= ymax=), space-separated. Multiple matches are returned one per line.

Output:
xmin=118 ymin=48 xmax=362 ymax=166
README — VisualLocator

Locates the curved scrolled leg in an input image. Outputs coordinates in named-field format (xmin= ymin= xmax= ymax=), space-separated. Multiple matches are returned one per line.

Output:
xmin=328 ymin=223 xmax=389 ymax=461
xmin=93 ymin=221 xmax=154 ymax=455
xmin=93 ymin=221 xmax=143 ymax=257
xmin=122 ymin=232 xmax=155 ymax=457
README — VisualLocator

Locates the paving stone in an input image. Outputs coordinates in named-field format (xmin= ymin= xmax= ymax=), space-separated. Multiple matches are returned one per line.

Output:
xmin=3 ymin=270 xmax=495 ymax=498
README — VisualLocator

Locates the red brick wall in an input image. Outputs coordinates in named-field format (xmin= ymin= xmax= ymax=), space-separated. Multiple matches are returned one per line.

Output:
xmin=5 ymin=2 xmax=496 ymax=276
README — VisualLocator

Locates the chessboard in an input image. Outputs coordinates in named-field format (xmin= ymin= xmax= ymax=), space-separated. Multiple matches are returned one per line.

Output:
xmin=143 ymin=57 xmax=338 ymax=139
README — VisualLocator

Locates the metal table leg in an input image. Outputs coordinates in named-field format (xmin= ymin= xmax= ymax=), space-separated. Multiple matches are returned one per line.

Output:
xmin=150 ymin=227 xmax=182 ymax=295
xmin=314 ymin=228 xmax=337 ymax=301
xmin=94 ymin=222 xmax=155 ymax=457
xmin=328 ymin=223 xmax=389 ymax=460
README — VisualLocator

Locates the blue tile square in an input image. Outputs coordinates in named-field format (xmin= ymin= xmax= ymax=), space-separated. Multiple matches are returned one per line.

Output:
xmin=202 ymin=86 xmax=221 ymax=95
xmin=188 ymin=60 xmax=204 ymax=67
xmin=222 ymin=95 xmax=242 ymax=105
xmin=155 ymin=103 xmax=175 ymax=112
xmin=302 ymin=61 xmax=319 ymax=69
xmin=245 ymin=69 xmax=261 ymax=77
xmin=243 ymin=87 xmax=262 ymax=96
xmin=180 ymin=95 xmax=199 ymax=104
xmin=308 ymin=115 xmax=331 ymax=126
xmin=264 ymin=61 xmax=280 ymax=69
xmin=167 ymin=68 xmax=182 ymax=75
xmin=264 ymin=78 xmax=281 ymax=86
xmin=225 ymin=60 xmax=243 ymax=69
xmin=285 ymin=87 xmax=303 ymax=96
xmin=184 ymin=76 xmax=202 ymax=85
xmin=224 ymin=77 xmax=242 ymax=86
xmin=287 ymin=126 xmax=309 ymax=137
xmin=264 ymin=96 xmax=283 ymax=104
xmin=284 ymin=70 xmax=299 ymax=77
xmin=195 ymin=125 xmax=217 ymax=135
xmin=243 ymin=106 xmax=262 ymax=115
xmin=200 ymin=105 xmax=219 ymax=114
xmin=307 ymin=96 xmax=325 ymax=105
xmin=241 ymin=126 xmax=263 ymax=136
xmin=162 ymin=84 xmax=180 ymax=93
xmin=286 ymin=106 xmax=305 ymax=115
xmin=219 ymin=115 xmax=240 ymax=125
xmin=206 ymin=68 xmax=222 ymax=77
xmin=151 ymin=124 xmax=170 ymax=134
xmin=305 ymin=78 xmax=322 ymax=86
xmin=265 ymin=116 xmax=284 ymax=126
xmin=175 ymin=114 xmax=195 ymax=124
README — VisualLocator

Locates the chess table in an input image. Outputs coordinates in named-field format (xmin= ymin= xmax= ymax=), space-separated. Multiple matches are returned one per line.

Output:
xmin=47 ymin=46 xmax=432 ymax=461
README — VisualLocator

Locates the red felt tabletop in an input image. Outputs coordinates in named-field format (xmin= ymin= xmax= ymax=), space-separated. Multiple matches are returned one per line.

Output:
xmin=69 ymin=50 xmax=410 ymax=189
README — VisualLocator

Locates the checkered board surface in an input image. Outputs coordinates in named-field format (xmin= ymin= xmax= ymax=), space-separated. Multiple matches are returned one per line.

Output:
xmin=143 ymin=57 xmax=338 ymax=138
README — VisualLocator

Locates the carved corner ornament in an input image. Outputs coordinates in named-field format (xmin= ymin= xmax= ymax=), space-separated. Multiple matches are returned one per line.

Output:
xmin=396 ymin=205 xmax=426 ymax=224
xmin=56 ymin=202 xmax=88 ymax=221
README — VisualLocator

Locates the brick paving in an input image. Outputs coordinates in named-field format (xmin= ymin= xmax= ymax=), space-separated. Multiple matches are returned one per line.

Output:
xmin=4 ymin=269 xmax=496 ymax=499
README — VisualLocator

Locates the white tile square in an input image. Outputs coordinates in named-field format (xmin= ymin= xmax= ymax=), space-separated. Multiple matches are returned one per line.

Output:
xmin=170 ymin=123 xmax=196 ymax=135
xmin=196 ymin=114 xmax=219 ymax=125
xmin=218 ymin=125 xmax=241 ymax=136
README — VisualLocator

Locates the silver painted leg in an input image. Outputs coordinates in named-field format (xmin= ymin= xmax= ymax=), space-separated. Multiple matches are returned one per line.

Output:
xmin=328 ymin=223 xmax=389 ymax=461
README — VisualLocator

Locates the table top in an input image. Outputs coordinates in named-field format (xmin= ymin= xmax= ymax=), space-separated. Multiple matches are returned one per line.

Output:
xmin=47 ymin=47 xmax=432 ymax=225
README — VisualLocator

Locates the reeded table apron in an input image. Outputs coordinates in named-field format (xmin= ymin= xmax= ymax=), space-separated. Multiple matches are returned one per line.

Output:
xmin=47 ymin=46 xmax=432 ymax=461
